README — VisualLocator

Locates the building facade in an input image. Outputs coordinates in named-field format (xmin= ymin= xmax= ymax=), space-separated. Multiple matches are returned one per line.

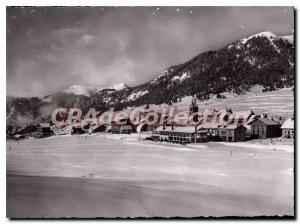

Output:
xmin=111 ymin=124 xmax=134 ymax=134
xmin=152 ymin=125 xmax=208 ymax=143
xmin=281 ymin=118 xmax=294 ymax=138
xmin=248 ymin=118 xmax=282 ymax=139
xmin=216 ymin=125 xmax=247 ymax=142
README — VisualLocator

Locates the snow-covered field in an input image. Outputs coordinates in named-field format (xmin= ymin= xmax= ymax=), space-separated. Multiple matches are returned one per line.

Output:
xmin=7 ymin=134 xmax=294 ymax=217
xmin=175 ymin=87 xmax=294 ymax=117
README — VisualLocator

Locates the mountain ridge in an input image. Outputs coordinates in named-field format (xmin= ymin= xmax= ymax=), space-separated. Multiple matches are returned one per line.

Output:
xmin=6 ymin=31 xmax=294 ymax=129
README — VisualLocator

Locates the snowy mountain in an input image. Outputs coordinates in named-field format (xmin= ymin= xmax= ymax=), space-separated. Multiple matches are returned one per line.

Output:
xmin=110 ymin=83 xmax=128 ymax=91
xmin=96 ymin=31 xmax=294 ymax=107
xmin=63 ymin=85 xmax=97 ymax=97
xmin=7 ymin=31 xmax=294 ymax=129
xmin=240 ymin=31 xmax=277 ymax=44
xmin=62 ymin=83 xmax=128 ymax=97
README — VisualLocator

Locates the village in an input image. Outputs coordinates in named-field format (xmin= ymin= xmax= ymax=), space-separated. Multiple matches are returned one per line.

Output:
xmin=7 ymin=99 xmax=295 ymax=217
xmin=11 ymin=98 xmax=294 ymax=145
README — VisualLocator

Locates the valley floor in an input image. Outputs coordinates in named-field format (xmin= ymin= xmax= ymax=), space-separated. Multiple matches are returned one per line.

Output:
xmin=6 ymin=134 xmax=294 ymax=218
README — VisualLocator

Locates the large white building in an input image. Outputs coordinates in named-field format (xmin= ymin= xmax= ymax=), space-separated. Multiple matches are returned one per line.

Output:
xmin=281 ymin=118 xmax=294 ymax=139
xmin=152 ymin=125 xmax=208 ymax=143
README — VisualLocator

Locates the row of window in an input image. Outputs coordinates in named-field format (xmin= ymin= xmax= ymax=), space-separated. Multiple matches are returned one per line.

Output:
xmin=284 ymin=130 xmax=294 ymax=135
xmin=155 ymin=130 xmax=236 ymax=136
xmin=169 ymin=136 xmax=191 ymax=141
xmin=252 ymin=130 xmax=264 ymax=135
xmin=217 ymin=130 xmax=234 ymax=136
xmin=252 ymin=125 xmax=265 ymax=131
xmin=158 ymin=131 xmax=193 ymax=137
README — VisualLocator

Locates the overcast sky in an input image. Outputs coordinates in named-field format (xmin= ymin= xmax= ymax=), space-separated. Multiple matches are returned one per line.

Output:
xmin=7 ymin=6 xmax=294 ymax=97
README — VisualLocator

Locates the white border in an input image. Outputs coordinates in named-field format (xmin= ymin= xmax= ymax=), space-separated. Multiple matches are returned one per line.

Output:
xmin=1 ymin=1 xmax=298 ymax=223
xmin=0 ymin=0 xmax=297 ymax=6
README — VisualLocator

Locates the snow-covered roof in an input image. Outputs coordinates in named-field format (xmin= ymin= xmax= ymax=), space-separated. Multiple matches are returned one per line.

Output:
xmin=244 ymin=124 xmax=251 ymax=130
xmin=120 ymin=125 xmax=133 ymax=130
xmin=72 ymin=123 xmax=83 ymax=128
xmin=155 ymin=125 xmax=196 ymax=133
xmin=39 ymin=123 xmax=50 ymax=128
xmin=246 ymin=114 xmax=256 ymax=125
xmin=281 ymin=118 xmax=294 ymax=129
xmin=249 ymin=117 xmax=279 ymax=126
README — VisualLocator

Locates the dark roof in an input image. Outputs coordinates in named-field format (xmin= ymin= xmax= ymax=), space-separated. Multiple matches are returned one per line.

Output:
xmin=248 ymin=117 xmax=280 ymax=126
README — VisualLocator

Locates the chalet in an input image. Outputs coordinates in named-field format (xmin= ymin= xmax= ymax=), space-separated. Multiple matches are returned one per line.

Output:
xmin=110 ymin=111 xmax=136 ymax=134
xmin=120 ymin=125 xmax=134 ymax=134
xmin=227 ymin=110 xmax=258 ymax=136
xmin=37 ymin=123 xmax=54 ymax=137
xmin=52 ymin=125 xmax=72 ymax=135
xmin=72 ymin=124 xmax=86 ymax=134
xmin=248 ymin=117 xmax=281 ymax=139
xmin=216 ymin=125 xmax=247 ymax=142
xmin=199 ymin=123 xmax=220 ymax=141
xmin=199 ymin=110 xmax=254 ymax=141
xmin=108 ymin=122 xmax=134 ymax=134
xmin=152 ymin=125 xmax=208 ymax=143
xmin=281 ymin=118 xmax=294 ymax=139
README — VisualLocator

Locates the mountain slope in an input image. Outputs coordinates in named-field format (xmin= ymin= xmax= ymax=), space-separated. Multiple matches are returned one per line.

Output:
xmin=93 ymin=31 xmax=294 ymax=108
xmin=7 ymin=31 xmax=294 ymax=129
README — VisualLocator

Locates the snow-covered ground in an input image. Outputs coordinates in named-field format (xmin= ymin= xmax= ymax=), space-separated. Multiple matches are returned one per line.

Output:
xmin=174 ymin=86 xmax=294 ymax=117
xmin=7 ymin=134 xmax=294 ymax=217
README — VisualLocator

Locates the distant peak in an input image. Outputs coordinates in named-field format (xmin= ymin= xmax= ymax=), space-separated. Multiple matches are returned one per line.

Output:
xmin=252 ymin=31 xmax=277 ymax=37
xmin=241 ymin=31 xmax=277 ymax=44
xmin=110 ymin=83 xmax=129 ymax=91
xmin=63 ymin=85 xmax=98 ymax=96
xmin=62 ymin=83 xmax=128 ymax=96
